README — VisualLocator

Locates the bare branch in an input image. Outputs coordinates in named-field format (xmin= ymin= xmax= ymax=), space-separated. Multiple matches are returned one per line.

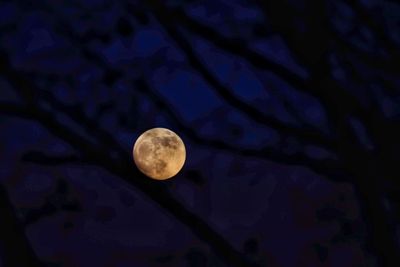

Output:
xmin=135 ymin=79 xmax=344 ymax=180
xmin=22 ymin=179 xmax=82 ymax=226
xmin=0 ymin=102 xmax=31 ymax=118
xmin=141 ymin=1 xmax=309 ymax=93
xmin=0 ymin=10 xmax=341 ymax=179
xmin=0 ymin=51 xmax=256 ymax=267
xmin=254 ymin=1 xmax=400 ymax=265
xmin=148 ymin=7 xmax=334 ymax=151
xmin=143 ymin=0 xmax=365 ymax=122
xmin=0 ymin=184 xmax=42 ymax=267
xmin=348 ymin=0 xmax=400 ymax=65
xmin=21 ymin=151 xmax=85 ymax=166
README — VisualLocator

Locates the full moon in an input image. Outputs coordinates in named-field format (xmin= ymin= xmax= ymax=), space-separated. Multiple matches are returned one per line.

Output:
xmin=133 ymin=128 xmax=186 ymax=180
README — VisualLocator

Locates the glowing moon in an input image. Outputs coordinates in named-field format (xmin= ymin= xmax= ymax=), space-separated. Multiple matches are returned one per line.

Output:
xmin=133 ymin=128 xmax=186 ymax=180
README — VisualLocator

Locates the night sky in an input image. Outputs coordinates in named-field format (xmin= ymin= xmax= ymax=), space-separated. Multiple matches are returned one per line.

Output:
xmin=1 ymin=1 xmax=400 ymax=267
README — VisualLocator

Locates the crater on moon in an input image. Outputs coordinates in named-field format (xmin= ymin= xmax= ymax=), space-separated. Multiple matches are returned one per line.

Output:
xmin=133 ymin=128 xmax=186 ymax=180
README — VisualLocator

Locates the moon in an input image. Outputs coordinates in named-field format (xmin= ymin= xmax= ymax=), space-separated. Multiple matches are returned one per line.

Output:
xmin=133 ymin=128 xmax=186 ymax=180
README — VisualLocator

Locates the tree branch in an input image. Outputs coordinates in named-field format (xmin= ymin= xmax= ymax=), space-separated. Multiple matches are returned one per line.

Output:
xmin=21 ymin=151 xmax=85 ymax=166
xmin=22 ymin=179 xmax=82 ymax=226
xmin=0 ymin=184 xmax=42 ymax=267
xmin=347 ymin=0 xmax=400 ymax=66
xmin=0 ymin=51 xmax=256 ymax=267
xmin=141 ymin=1 xmax=309 ymax=93
xmin=135 ymin=78 xmax=345 ymax=180
xmin=255 ymin=1 xmax=400 ymax=265
xmin=0 ymin=9 xmax=341 ymax=181
xmin=147 ymin=5 xmax=334 ymax=151
xmin=146 ymin=1 xmax=371 ymax=135
xmin=0 ymin=102 xmax=31 ymax=118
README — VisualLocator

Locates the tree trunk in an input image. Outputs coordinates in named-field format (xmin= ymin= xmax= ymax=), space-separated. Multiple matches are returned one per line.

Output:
xmin=0 ymin=184 xmax=42 ymax=267
xmin=354 ymin=175 xmax=399 ymax=267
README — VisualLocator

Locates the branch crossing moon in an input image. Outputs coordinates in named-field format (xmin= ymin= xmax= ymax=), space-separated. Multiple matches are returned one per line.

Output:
xmin=133 ymin=128 xmax=186 ymax=180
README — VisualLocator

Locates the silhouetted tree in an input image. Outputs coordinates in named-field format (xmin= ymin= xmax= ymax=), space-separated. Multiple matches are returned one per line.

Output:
xmin=0 ymin=0 xmax=399 ymax=266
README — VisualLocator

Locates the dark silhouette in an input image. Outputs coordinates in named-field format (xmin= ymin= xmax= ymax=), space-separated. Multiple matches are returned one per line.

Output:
xmin=0 ymin=0 xmax=399 ymax=266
